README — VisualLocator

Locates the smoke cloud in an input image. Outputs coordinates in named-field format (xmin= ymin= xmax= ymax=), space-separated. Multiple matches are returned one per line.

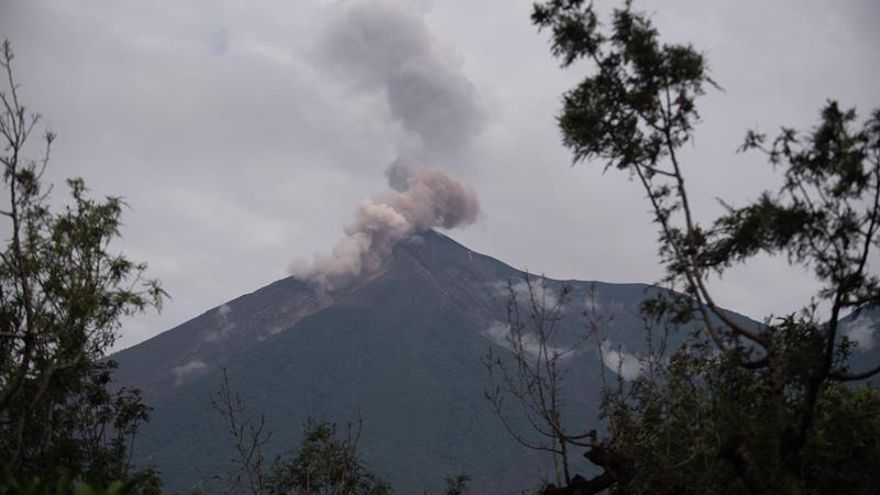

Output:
xmin=320 ymin=0 xmax=484 ymax=181
xmin=291 ymin=1 xmax=484 ymax=291
xmin=292 ymin=168 xmax=479 ymax=290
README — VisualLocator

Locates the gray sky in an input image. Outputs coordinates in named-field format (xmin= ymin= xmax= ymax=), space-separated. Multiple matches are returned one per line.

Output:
xmin=1 ymin=0 xmax=878 ymax=350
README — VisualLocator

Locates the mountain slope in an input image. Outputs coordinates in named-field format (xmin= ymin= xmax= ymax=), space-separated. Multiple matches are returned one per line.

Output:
xmin=112 ymin=230 xmax=754 ymax=493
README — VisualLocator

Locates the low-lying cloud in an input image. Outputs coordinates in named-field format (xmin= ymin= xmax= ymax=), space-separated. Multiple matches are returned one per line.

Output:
xmin=843 ymin=312 xmax=877 ymax=351
xmin=484 ymin=319 xmax=574 ymax=361
xmin=494 ymin=278 xmax=565 ymax=312
xmin=171 ymin=359 xmax=207 ymax=386
xmin=599 ymin=340 xmax=644 ymax=380
xmin=204 ymin=303 xmax=235 ymax=342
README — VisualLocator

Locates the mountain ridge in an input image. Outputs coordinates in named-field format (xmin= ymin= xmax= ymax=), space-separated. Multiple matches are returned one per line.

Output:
xmin=111 ymin=230 xmax=759 ymax=493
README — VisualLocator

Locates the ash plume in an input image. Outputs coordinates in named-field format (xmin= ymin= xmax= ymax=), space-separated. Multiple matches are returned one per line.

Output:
xmin=292 ymin=1 xmax=485 ymax=291
xmin=291 ymin=168 xmax=479 ymax=290
xmin=320 ymin=0 xmax=484 ymax=183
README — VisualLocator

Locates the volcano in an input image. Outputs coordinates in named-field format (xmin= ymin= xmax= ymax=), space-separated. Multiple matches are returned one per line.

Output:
xmin=111 ymin=230 xmax=752 ymax=493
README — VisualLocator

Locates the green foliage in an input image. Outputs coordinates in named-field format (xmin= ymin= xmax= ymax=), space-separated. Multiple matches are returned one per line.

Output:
xmin=268 ymin=420 xmax=391 ymax=495
xmin=0 ymin=468 xmax=132 ymax=495
xmin=533 ymin=0 xmax=715 ymax=171
xmin=212 ymin=369 xmax=391 ymax=495
xmin=532 ymin=1 xmax=880 ymax=493
xmin=40 ymin=362 xmax=159 ymax=487
xmin=0 ymin=40 xmax=164 ymax=488
xmin=603 ymin=337 xmax=880 ymax=494
xmin=439 ymin=473 xmax=470 ymax=495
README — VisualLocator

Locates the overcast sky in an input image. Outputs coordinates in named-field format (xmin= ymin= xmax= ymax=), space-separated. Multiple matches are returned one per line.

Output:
xmin=1 ymin=0 xmax=878 ymax=350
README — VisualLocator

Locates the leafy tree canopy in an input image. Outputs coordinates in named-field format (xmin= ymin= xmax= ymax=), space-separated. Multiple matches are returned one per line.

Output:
xmin=529 ymin=1 xmax=880 ymax=493
xmin=0 ymin=40 xmax=164 ymax=490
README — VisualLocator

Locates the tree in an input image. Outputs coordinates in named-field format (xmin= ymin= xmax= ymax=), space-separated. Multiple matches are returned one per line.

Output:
xmin=0 ymin=39 xmax=164 ymax=487
xmin=436 ymin=473 xmax=470 ymax=495
xmin=212 ymin=370 xmax=390 ymax=495
xmin=267 ymin=420 xmax=390 ymax=495
xmin=528 ymin=1 xmax=880 ymax=493
xmin=211 ymin=368 xmax=272 ymax=495
xmin=483 ymin=276 xmax=599 ymax=486
xmin=1 ymin=467 xmax=138 ymax=495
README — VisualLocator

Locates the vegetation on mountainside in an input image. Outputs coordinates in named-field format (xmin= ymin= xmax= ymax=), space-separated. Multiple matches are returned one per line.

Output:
xmin=211 ymin=368 xmax=392 ymax=495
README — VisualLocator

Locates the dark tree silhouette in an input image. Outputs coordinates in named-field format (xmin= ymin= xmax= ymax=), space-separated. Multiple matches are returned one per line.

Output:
xmin=527 ymin=1 xmax=880 ymax=493
xmin=0 ymin=39 xmax=164 ymax=489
